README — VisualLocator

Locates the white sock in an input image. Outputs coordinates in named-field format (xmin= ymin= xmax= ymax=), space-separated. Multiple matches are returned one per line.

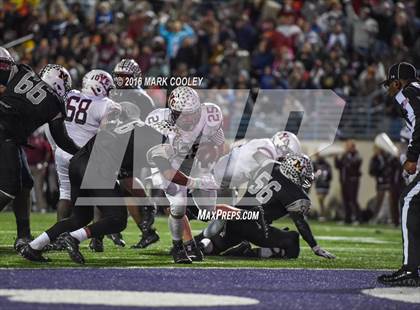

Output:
xmin=70 ymin=228 xmax=88 ymax=243
xmin=168 ymin=215 xmax=183 ymax=241
xmin=29 ymin=232 xmax=50 ymax=250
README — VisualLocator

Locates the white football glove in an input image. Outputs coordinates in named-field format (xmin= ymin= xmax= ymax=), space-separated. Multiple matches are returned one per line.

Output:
xmin=312 ymin=245 xmax=336 ymax=259
xmin=187 ymin=175 xmax=218 ymax=190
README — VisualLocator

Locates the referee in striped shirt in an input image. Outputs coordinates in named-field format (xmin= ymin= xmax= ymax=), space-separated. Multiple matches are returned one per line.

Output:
xmin=378 ymin=62 xmax=420 ymax=287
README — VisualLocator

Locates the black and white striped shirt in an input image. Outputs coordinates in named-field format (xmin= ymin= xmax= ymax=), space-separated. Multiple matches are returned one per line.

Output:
xmin=395 ymin=81 xmax=420 ymax=162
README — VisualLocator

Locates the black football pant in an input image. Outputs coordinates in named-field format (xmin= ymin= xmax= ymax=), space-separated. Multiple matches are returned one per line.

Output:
xmin=399 ymin=173 xmax=420 ymax=271
xmin=0 ymin=132 xmax=33 ymax=238
xmin=209 ymin=220 xmax=300 ymax=258
xmin=45 ymin=150 xmax=127 ymax=241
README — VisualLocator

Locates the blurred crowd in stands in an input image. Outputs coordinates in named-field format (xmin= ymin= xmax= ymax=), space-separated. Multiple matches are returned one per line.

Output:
xmin=1 ymin=0 xmax=419 ymax=107
xmin=1 ymin=0 xmax=418 ymax=222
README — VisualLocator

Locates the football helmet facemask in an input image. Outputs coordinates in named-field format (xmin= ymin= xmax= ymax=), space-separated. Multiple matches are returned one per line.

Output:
xmin=0 ymin=47 xmax=16 ymax=85
xmin=39 ymin=64 xmax=72 ymax=97
xmin=82 ymin=69 xmax=115 ymax=97
xmin=168 ymin=86 xmax=202 ymax=131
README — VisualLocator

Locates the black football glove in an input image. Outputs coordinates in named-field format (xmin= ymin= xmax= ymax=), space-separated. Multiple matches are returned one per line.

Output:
xmin=312 ymin=245 xmax=336 ymax=259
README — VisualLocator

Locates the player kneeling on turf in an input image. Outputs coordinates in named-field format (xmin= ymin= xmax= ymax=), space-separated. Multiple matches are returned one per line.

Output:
xmin=195 ymin=153 xmax=335 ymax=260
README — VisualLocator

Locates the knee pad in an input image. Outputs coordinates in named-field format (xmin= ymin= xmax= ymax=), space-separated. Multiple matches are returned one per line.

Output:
xmin=170 ymin=204 xmax=186 ymax=219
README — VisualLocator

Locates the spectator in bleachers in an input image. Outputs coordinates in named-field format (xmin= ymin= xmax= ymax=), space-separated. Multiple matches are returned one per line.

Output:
xmin=335 ymin=140 xmax=362 ymax=224
xmin=24 ymin=131 xmax=51 ymax=213
xmin=0 ymin=0 xmax=417 ymax=98
xmin=369 ymin=146 xmax=394 ymax=223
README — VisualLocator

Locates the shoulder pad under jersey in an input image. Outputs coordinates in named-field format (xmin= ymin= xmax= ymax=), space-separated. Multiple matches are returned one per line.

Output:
xmin=148 ymin=120 xmax=178 ymax=136
xmin=145 ymin=108 xmax=170 ymax=126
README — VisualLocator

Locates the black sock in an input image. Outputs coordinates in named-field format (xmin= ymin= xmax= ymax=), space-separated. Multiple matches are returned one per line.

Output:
xmin=16 ymin=219 xmax=30 ymax=238
xmin=194 ymin=232 xmax=204 ymax=244
xmin=172 ymin=240 xmax=183 ymax=247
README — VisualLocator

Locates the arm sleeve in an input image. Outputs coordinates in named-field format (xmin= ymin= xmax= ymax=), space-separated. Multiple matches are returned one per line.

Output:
xmin=181 ymin=24 xmax=194 ymax=37
xmin=146 ymin=143 xmax=174 ymax=171
xmin=345 ymin=1 xmax=358 ymax=21
xmin=209 ymin=128 xmax=225 ymax=146
xmin=159 ymin=24 xmax=170 ymax=39
xmin=48 ymin=119 xmax=80 ymax=155
xmin=404 ymin=87 xmax=420 ymax=162
xmin=289 ymin=211 xmax=317 ymax=248
xmin=153 ymin=156 xmax=173 ymax=172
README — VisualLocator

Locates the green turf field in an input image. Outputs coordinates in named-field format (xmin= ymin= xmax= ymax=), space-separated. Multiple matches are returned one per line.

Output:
xmin=0 ymin=212 xmax=402 ymax=269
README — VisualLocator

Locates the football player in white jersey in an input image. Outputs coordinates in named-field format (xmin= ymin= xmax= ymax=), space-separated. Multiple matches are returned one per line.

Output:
xmin=146 ymin=86 xmax=230 ymax=263
xmin=213 ymin=131 xmax=302 ymax=189
xmin=197 ymin=131 xmax=302 ymax=242
xmin=53 ymin=69 xmax=119 ymax=225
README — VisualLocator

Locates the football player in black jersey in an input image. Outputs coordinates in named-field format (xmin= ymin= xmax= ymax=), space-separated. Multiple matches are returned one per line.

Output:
xmin=88 ymin=59 xmax=160 ymax=251
xmin=0 ymin=47 xmax=80 ymax=251
xmin=195 ymin=154 xmax=336 ymax=260
xmin=20 ymin=102 xmax=218 ymax=264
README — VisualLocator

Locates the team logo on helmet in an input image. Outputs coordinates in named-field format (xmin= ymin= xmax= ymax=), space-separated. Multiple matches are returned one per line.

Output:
xmin=39 ymin=64 xmax=72 ymax=97
xmin=278 ymin=153 xmax=314 ymax=189
xmin=272 ymin=131 xmax=302 ymax=158
xmin=168 ymin=86 xmax=202 ymax=131
xmin=82 ymin=70 xmax=115 ymax=97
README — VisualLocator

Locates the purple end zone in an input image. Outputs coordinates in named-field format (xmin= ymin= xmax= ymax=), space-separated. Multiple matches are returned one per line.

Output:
xmin=0 ymin=268 xmax=417 ymax=310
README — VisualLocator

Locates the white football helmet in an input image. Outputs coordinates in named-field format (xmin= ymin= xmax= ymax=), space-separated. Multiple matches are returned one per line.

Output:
xmin=113 ymin=58 xmax=141 ymax=89
xmin=0 ymin=46 xmax=16 ymax=85
xmin=82 ymin=69 xmax=115 ymax=97
xmin=272 ymin=131 xmax=302 ymax=158
xmin=278 ymin=153 xmax=314 ymax=190
xmin=39 ymin=64 xmax=72 ymax=97
xmin=168 ymin=86 xmax=202 ymax=131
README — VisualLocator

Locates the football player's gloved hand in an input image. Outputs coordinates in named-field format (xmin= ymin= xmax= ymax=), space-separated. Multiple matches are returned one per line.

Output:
xmin=187 ymin=175 xmax=218 ymax=190
xmin=312 ymin=245 xmax=336 ymax=259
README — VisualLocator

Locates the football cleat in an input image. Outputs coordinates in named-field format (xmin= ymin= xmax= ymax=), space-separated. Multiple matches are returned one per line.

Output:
xmin=171 ymin=241 xmax=192 ymax=264
xmin=107 ymin=233 xmax=126 ymax=247
xmin=89 ymin=238 xmax=104 ymax=252
xmin=43 ymin=235 xmax=66 ymax=252
xmin=61 ymin=233 xmax=85 ymax=264
xmin=14 ymin=236 xmax=33 ymax=253
xmin=222 ymin=241 xmax=254 ymax=257
xmin=131 ymin=230 xmax=160 ymax=249
xmin=378 ymin=267 xmax=419 ymax=287
xmin=185 ymin=240 xmax=204 ymax=262
xmin=20 ymin=244 xmax=50 ymax=263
